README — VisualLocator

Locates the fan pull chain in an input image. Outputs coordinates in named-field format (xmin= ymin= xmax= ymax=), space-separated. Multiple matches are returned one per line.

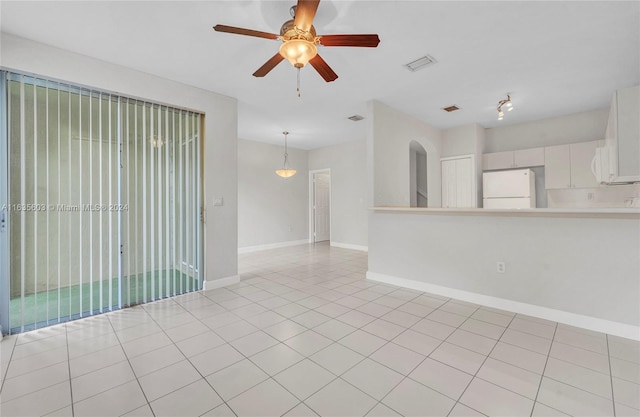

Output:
xmin=297 ymin=67 xmax=301 ymax=98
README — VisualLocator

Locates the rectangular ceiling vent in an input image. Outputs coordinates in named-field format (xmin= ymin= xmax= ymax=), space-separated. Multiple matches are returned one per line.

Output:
xmin=442 ymin=105 xmax=460 ymax=113
xmin=405 ymin=55 xmax=437 ymax=72
xmin=348 ymin=114 xmax=365 ymax=122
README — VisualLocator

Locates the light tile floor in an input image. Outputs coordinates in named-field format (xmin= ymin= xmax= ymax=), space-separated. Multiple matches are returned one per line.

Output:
xmin=1 ymin=243 xmax=639 ymax=416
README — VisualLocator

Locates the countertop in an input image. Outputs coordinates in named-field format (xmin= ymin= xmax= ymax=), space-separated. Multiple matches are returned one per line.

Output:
xmin=370 ymin=206 xmax=640 ymax=219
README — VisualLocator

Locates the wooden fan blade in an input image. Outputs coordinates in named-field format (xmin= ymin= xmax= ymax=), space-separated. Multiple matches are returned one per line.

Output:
xmin=319 ymin=34 xmax=380 ymax=47
xmin=294 ymin=0 xmax=320 ymax=33
xmin=253 ymin=53 xmax=285 ymax=77
xmin=309 ymin=54 xmax=338 ymax=82
xmin=213 ymin=24 xmax=278 ymax=40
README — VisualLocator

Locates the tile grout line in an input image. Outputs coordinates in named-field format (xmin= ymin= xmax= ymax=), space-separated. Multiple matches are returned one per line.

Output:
xmin=4 ymin=326 xmax=76 ymax=415
xmin=222 ymin=253 xmax=376 ymax=415
xmin=446 ymin=310 xmax=517 ymax=417
xmin=317 ymin=291 xmax=430 ymax=417
xmin=373 ymin=298 xmax=521 ymax=415
xmin=139 ymin=298 xmax=228 ymax=416
xmin=148 ymin=293 xmax=265 ymax=416
xmin=64 ymin=324 xmax=75 ymax=417
xmin=256 ymin=278 xmax=540 ymax=416
xmin=105 ymin=310 xmax=156 ymax=417
xmin=606 ymin=334 xmax=617 ymax=417
xmin=362 ymin=298 xmax=484 ymax=416
xmin=351 ymin=293 xmax=620 ymax=407
xmin=528 ymin=333 xmax=621 ymax=409
xmin=0 ymin=334 xmax=18 ymax=394
xmin=215 ymin=268 xmax=424 ymax=416
xmin=528 ymin=321 xmax=559 ymax=417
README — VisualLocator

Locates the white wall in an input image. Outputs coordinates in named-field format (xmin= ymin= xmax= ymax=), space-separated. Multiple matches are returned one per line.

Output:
xmin=308 ymin=140 xmax=368 ymax=249
xmin=485 ymin=108 xmax=609 ymax=152
xmin=368 ymin=211 xmax=640 ymax=338
xmin=1 ymin=33 xmax=238 ymax=284
xmin=238 ymin=139 xmax=308 ymax=249
xmin=368 ymin=100 xmax=443 ymax=207
xmin=442 ymin=124 xmax=480 ymax=157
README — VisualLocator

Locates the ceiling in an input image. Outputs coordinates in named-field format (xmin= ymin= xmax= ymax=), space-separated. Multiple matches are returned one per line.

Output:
xmin=1 ymin=1 xmax=638 ymax=150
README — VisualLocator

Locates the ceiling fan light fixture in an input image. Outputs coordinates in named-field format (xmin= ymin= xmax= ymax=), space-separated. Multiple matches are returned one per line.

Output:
xmin=213 ymin=0 xmax=379 ymax=83
xmin=279 ymin=39 xmax=318 ymax=68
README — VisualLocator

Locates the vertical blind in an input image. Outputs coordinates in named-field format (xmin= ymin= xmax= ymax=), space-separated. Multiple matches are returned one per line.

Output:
xmin=1 ymin=72 xmax=202 ymax=334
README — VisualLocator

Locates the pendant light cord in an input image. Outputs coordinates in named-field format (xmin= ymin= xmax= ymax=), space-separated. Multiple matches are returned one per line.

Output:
xmin=276 ymin=131 xmax=296 ymax=178
xmin=283 ymin=131 xmax=289 ymax=168
xmin=297 ymin=67 xmax=301 ymax=98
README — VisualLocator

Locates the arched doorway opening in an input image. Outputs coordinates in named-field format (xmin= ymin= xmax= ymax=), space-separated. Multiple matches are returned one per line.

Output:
xmin=409 ymin=141 xmax=428 ymax=207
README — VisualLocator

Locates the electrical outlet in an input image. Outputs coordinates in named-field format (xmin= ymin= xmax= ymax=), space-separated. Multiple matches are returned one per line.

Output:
xmin=213 ymin=197 xmax=223 ymax=207
xmin=497 ymin=262 xmax=506 ymax=273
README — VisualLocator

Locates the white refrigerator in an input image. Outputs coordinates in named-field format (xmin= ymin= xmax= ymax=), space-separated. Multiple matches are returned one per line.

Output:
xmin=483 ymin=169 xmax=536 ymax=209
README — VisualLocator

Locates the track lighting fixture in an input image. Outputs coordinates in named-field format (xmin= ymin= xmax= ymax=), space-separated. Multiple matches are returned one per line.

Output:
xmin=497 ymin=94 xmax=513 ymax=120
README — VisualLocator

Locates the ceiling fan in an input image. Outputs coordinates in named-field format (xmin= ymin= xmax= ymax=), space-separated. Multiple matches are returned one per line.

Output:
xmin=213 ymin=0 xmax=380 ymax=83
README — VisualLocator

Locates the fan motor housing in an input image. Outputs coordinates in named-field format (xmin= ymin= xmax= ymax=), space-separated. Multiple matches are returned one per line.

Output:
xmin=280 ymin=19 xmax=317 ymax=42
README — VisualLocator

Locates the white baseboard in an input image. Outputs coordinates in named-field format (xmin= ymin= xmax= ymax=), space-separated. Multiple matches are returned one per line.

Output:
xmin=202 ymin=275 xmax=240 ymax=291
xmin=330 ymin=241 xmax=369 ymax=252
xmin=367 ymin=271 xmax=640 ymax=341
xmin=238 ymin=240 xmax=309 ymax=254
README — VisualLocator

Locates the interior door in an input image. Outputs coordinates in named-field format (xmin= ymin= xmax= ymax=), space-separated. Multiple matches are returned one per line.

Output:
xmin=441 ymin=156 xmax=476 ymax=208
xmin=441 ymin=159 xmax=457 ymax=208
xmin=313 ymin=172 xmax=330 ymax=242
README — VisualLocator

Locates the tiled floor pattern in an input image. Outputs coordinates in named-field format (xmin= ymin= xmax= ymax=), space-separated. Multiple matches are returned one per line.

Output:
xmin=1 ymin=243 xmax=639 ymax=416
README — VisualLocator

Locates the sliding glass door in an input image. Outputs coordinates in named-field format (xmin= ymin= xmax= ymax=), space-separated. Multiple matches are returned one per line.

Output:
xmin=0 ymin=71 xmax=202 ymax=334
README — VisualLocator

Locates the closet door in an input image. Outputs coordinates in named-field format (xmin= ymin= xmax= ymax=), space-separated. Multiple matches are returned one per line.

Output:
xmin=441 ymin=156 xmax=476 ymax=208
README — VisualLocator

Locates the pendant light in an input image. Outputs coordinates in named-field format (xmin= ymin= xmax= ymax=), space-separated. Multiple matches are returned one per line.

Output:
xmin=275 ymin=131 xmax=297 ymax=178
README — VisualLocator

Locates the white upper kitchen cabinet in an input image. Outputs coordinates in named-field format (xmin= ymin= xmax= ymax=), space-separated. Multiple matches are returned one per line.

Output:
xmin=483 ymin=148 xmax=544 ymax=170
xmin=545 ymin=144 xmax=571 ymax=189
xmin=571 ymin=141 xmax=601 ymax=188
xmin=441 ymin=155 xmax=477 ymax=208
xmin=483 ymin=151 xmax=513 ymax=170
xmin=514 ymin=147 xmax=545 ymax=167
xmin=545 ymin=141 xmax=600 ymax=189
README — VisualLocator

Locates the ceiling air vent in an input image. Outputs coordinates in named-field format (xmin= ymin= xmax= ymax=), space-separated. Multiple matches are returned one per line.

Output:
xmin=405 ymin=55 xmax=437 ymax=72
xmin=348 ymin=114 xmax=365 ymax=122
xmin=442 ymin=105 xmax=460 ymax=113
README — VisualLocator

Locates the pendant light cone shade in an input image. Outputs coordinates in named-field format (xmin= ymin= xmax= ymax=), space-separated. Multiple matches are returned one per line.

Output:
xmin=279 ymin=39 xmax=318 ymax=68
xmin=276 ymin=131 xmax=297 ymax=178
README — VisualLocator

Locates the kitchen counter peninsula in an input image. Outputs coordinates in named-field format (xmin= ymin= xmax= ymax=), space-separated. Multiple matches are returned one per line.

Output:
xmin=371 ymin=206 xmax=640 ymax=218
xmin=367 ymin=206 xmax=640 ymax=340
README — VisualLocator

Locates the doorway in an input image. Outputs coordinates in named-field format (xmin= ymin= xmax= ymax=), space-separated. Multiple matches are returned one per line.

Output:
xmin=309 ymin=170 xmax=331 ymax=243
xmin=409 ymin=141 xmax=428 ymax=207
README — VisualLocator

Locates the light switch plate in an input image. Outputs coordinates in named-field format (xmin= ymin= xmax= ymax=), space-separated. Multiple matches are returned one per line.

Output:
xmin=213 ymin=197 xmax=224 ymax=206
